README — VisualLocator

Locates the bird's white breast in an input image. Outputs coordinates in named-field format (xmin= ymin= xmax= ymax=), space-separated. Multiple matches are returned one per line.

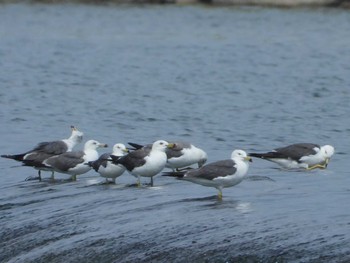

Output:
xmin=132 ymin=151 xmax=167 ymax=177
xmin=299 ymin=152 xmax=326 ymax=167
xmin=98 ymin=163 xmax=126 ymax=178
xmin=166 ymin=147 xmax=203 ymax=168
xmin=214 ymin=160 xmax=249 ymax=188
xmin=67 ymin=150 xmax=98 ymax=175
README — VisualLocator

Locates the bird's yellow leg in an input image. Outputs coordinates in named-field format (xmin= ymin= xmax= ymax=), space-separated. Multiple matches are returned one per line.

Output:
xmin=50 ymin=171 xmax=55 ymax=181
xmin=137 ymin=177 xmax=141 ymax=187
xmin=307 ymin=165 xmax=316 ymax=170
xmin=218 ymin=190 xmax=223 ymax=201
xmin=307 ymin=164 xmax=327 ymax=170
xmin=318 ymin=164 xmax=327 ymax=169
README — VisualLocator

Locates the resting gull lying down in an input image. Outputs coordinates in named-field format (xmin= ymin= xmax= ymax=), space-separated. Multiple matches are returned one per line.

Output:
xmin=111 ymin=140 xmax=174 ymax=187
xmin=1 ymin=126 xmax=84 ymax=180
xmin=165 ymin=142 xmax=207 ymax=170
xmin=87 ymin=143 xmax=129 ymax=183
xmin=128 ymin=141 xmax=207 ymax=171
xmin=249 ymin=143 xmax=335 ymax=170
xmin=41 ymin=140 xmax=107 ymax=181
xmin=163 ymin=149 xmax=252 ymax=200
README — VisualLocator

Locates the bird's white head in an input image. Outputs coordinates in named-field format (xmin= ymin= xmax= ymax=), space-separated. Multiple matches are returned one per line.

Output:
xmin=84 ymin=140 xmax=108 ymax=151
xmin=152 ymin=140 xmax=175 ymax=152
xmin=322 ymin=145 xmax=335 ymax=158
xmin=231 ymin=149 xmax=252 ymax=163
xmin=112 ymin=143 xmax=129 ymax=156
xmin=198 ymin=150 xmax=208 ymax=167
xmin=70 ymin=126 xmax=84 ymax=144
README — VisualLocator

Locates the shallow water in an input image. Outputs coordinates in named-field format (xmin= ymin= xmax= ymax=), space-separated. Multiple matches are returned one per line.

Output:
xmin=1 ymin=3 xmax=350 ymax=262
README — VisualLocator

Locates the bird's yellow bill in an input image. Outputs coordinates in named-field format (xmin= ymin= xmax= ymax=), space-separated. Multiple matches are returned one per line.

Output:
xmin=167 ymin=143 xmax=176 ymax=149
xmin=245 ymin=156 xmax=253 ymax=162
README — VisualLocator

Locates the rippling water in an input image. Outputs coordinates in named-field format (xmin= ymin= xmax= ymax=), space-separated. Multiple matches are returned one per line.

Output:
xmin=1 ymin=3 xmax=350 ymax=262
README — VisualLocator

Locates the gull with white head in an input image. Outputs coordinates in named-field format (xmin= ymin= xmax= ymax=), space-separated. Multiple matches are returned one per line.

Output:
xmin=163 ymin=149 xmax=252 ymax=200
xmin=128 ymin=141 xmax=207 ymax=171
xmin=111 ymin=140 xmax=175 ymax=187
xmin=42 ymin=140 xmax=107 ymax=181
xmin=87 ymin=143 xmax=129 ymax=183
xmin=249 ymin=143 xmax=335 ymax=170
xmin=1 ymin=126 xmax=84 ymax=181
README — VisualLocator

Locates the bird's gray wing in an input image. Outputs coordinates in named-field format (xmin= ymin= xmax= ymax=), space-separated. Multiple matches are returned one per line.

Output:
xmin=88 ymin=153 xmax=111 ymax=171
xmin=185 ymin=159 xmax=236 ymax=181
xmin=116 ymin=148 xmax=150 ymax=171
xmin=2 ymin=140 xmax=68 ymax=162
xmin=22 ymin=152 xmax=56 ymax=167
xmin=274 ymin=143 xmax=320 ymax=161
xmin=45 ymin=151 xmax=85 ymax=172
xmin=31 ymin=140 xmax=68 ymax=155
xmin=166 ymin=142 xmax=191 ymax=159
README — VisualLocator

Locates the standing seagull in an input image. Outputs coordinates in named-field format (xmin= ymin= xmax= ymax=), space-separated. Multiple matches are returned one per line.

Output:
xmin=42 ymin=140 xmax=108 ymax=181
xmin=162 ymin=149 xmax=252 ymax=200
xmin=87 ymin=143 xmax=129 ymax=183
xmin=1 ymin=126 xmax=84 ymax=180
xmin=128 ymin=141 xmax=207 ymax=171
xmin=111 ymin=140 xmax=174 ymax=187
xmin=249 ymin=143 xmax=335 ymax=170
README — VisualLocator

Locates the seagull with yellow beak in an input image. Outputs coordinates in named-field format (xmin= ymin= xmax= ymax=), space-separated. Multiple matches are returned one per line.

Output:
xmin=111 ymin=140 xmax=175 ymax=187
xmin=163 ymin=149 xmax=252 ymax=200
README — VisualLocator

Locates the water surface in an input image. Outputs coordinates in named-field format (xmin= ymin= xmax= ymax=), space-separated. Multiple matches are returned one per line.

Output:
xmin=0 ymin=4 xmax=350 ymax=262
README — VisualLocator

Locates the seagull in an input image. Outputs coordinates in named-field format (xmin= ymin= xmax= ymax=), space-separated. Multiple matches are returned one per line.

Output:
xmin=41 ymin=140 xmax=108 ymax=181
xmin=162 ymin=149 xmax=252 ymax=200
xmin=128 ymin=141 xmax=207 ymax=171
xmin=87 ymin=143 xmax=129 ymax=183
xmin=111 ymin=140 xmax=174 ymax=187
xmin=1 ymin=126 xmax=84 ymax=181
xmin=165 ymin=142 xmax=207 ymax=171
xmin=249 ymin=143 xmax=335 ymax=170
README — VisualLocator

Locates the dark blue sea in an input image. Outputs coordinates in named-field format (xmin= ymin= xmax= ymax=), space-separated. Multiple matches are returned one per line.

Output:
xmin=0 ymin=3 xmax=350 ymax=262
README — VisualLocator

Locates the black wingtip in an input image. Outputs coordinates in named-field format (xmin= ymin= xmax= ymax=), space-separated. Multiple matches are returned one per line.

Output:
xmin=162 ymin=171 xmax=185 ymax=178
xmin=1 ymin=154 xmax=24 ymax=161
xmin=127 ymin=142 xmax=144 ymax=150
xmin=249 ymin=153 xmax=264 ymax=159
xmin=110 ymin=155 xmax=121 ymax=164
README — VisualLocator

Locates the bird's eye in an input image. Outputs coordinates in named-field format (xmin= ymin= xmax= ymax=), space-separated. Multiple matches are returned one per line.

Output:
xmin=160 ymin=142 xmax=164 ymax=145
